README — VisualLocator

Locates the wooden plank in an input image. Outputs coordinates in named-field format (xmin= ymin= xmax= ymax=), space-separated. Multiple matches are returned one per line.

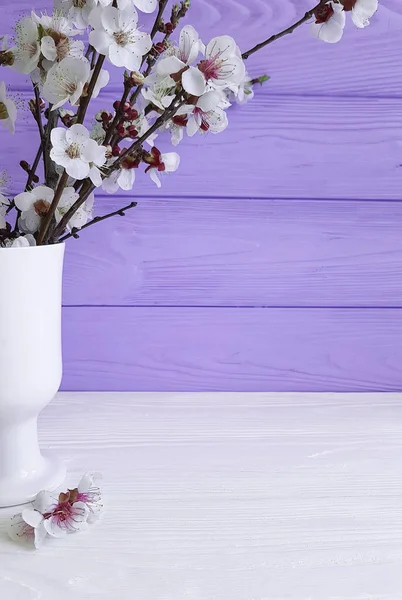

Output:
xmin=3 ymin=0 xmax=402 ymax=97
xmin=5 ymin=94 xmax=402 ymax=200
xmin=61 ymin=307 xmax=402 ymax=391
xmin=63 ymin=196 xmax=402 ymax=307
xmin=3 ymin=392 xmax=402 ymax=598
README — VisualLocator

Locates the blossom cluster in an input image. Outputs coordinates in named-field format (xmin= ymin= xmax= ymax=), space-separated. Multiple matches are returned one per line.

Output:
xmin=8 ymin=472 xmax=102 ymax=549
xmin=0 ymin=0 xmax=379 ymax=247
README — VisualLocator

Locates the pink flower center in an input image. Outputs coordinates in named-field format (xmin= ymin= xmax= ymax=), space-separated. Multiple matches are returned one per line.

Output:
xmin=194 ymin=107 xmax=210 ymax=132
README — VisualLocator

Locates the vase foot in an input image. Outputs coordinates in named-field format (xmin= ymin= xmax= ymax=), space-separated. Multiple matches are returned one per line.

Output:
xmin=0 ymin=452 xmax=66 ymax=508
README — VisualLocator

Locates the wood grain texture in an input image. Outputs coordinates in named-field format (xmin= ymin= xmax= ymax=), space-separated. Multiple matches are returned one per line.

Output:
xmin=63 ymin=196 xmax=402 ymax=307
xmin=5 ymin=94 xmax=402 ymax=200
xmin=3 ymin=0 xmax=402 ymax=97
xmin=60 ymin=307 xmax=402 ymax=391
xmin=2 ymin=392 xmax=402 ymax=599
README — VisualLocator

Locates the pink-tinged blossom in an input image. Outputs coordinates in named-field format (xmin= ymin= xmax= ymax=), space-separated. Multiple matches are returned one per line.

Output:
xmin=341 ymin=0 xmax=378 ymax=27
xmin=43 ymin=491 xmax=89 ymax=537
xmin=144 ymin=147 xmax=180 ymax=188
xmin=75 ymin=472 xmax=103 ymax=523
xmin=310 ymin=1 xmax=346 ymax=43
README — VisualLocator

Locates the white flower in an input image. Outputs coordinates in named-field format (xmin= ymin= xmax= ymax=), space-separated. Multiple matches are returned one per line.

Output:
xmin=55 ymin=189 xmax=94 ymax=231
xmin=102 ymin=163 xmax=136 ymax=192
xmin=43 ymin=497 xmax=89 ymax=538
xmin=55 ymin=0 xmax=99 ymax=30
xmin=50 ymin=123 xmax=106 ymax=181
xmin=310 ymin=1 xmax=346 ymax=43
xmin=89 ymin=5 xmax=152 ymax=70
xmin=182 ymin=90 xmax=229 ymax=137
xmin=75 ymin=472 xmax=103 ymax=523
xmin=32 ymin=10 xmax=84 ymax=65
xmin=346 ymin=0 xmax=378 ymax=28
xmin=227 ymin=73 xmax=254 ymax=104
xmin=157 ymin=25 xmax=205 ymax=96
xmin=144 ymin=147 xmax=180 ymax=188
xmin=196 ymin=35 xmax=246 ymax=94
xmin=43 ymin=57 xmax=91 ymax=110
xmin=0 ymin=82 xmax=17 ymax=134
xmin=10 ymin=16 xmax=41 ymax=74
xmin=14 ymin=185 xmax=79 ymax=234
xmin=142 ymin=73 xmax=177 ymax=110
xmin=8 ymin=490 xmax=55 ymax=549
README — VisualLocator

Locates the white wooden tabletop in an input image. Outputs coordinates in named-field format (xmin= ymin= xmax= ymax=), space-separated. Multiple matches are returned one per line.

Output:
xmin=1 ymin=392 xmax=402 ymax=599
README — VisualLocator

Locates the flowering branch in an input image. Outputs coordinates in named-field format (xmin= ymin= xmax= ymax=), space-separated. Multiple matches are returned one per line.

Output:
xmin=0 ymin=0 xmax=378 ymax=248
xmin=242 ymin=0 xmax=330 ymax=59
xmin=59 ymin=201 xmax=137 ymax=242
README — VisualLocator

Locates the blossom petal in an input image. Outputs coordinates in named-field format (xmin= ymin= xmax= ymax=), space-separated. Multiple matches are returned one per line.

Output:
xmin=182 ymin=67 xmax=206 ymax=96
xmin=157 ymin=55 xmax=186 ymax=76
xmin=205 ymin=35 xmax=236 ymax=61
xmin=148 ymin=168 xmax=161 ymax=188
xmin=8 ymin=514 xmax=34 ymax=545
xmin=14 ymin=191 xmax=34 ymax=211
xmin=179 ymin=25 xmax=200 ymax=64
xmin=32 ymin=185 xmax=54 ymax=203
xmin=44 ymin=518 xmax=67 ymax=538
xmin=118 ymin=168 xmax=135 ymax=190
xmin=22 ymin=509 xmax=43 ymax=528
xmin=64 ymin=157 xmax=90 ymax=180
xmin=108 ymin=43 xmax=131 ymax=68
xmin=89 ymin=29 xmax=112 ymax=55
xmin=186 ymin=115 xmax=199 ymax=137
xmin=89 ymin=165 xmax=103 ymax=187
xmin=66 ymin=123 xmax=90 ymax=145
xmin=161 ymin=152 xmax=180 ymax=173
xmin=133 ymin=0 xmax=157 ymax=13
xmin=33 ymin=490 xmax=57 ymax=514
xmin=34 ymin=522 xmax=48 ymax=549
xmin=41 ymin=36 xmax=57 ymax=61
xmin=196 ymin=90 xmax=222 ymax=112
xmin=51 ymin=127 xmax=67 ymax=148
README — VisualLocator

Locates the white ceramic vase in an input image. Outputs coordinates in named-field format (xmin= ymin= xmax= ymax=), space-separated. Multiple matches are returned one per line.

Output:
xmin=0 ymin=242 xmax=66 ymax=507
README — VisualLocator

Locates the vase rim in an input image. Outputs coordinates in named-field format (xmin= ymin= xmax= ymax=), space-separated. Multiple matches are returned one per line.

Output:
xmin=0 ymin=242 xmax=65 ymax=252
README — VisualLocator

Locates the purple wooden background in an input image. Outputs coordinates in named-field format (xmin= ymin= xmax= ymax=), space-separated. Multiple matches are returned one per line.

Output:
xmin=3 ymin=0 xmax=402 ymax=391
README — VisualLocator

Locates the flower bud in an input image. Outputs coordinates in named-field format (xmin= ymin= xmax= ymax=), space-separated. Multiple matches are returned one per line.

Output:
xmin=112 ymin=145 xmax=121 ymax=157
xmin=113 ymin=100 xmax=121 ymax=111
xmin=127 ymin=71 xmax=145 ymax=86
xmin=19 ymin=160 xmax=30 ymax=172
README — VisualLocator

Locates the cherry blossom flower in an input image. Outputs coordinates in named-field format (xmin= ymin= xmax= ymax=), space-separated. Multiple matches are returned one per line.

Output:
xmin=55 ymin=0 xmax=99 ymax=30
xmin=180 ymin=90 xmax=229 ymax=137
xmin=227 ymin=72 xmax=255 ymax=104
xmin=56 ymin=189 xmax=94 ymax=231
xmin=14 ymin=185 xmax=81 ymax=233
xmin=144 ymin=147 xmax=180 ymax=188
xmin=10 ymin=16 xmax=41 ymax=74
xmin=156 ymin=25 xmax=205 ymax=96
xmin=142 ymin=73 xmax=177 ymax=110
xmin=102 ymin=157 xmax=138 ymax=192
xmin=8 ymin=490 xmax=55 ymax=548
xmin=0 ymin=82 xmax=17 ymax=134
xmin=50 ymin=123 xmax=106 ymax=181
xmin=89 ymin=5 xmax=152 ymax=71
xmin=0 ymin=195 xmax=9 ymax=228
xmin=43 ymin=56 xmax=91 ymax=110
xmin=32 ymin=10 xmax=84 ymax=65
xmin=43 ymin=492 xmax=90 ymax=537
xmin=341 ymin=0 xmax=378 ymax=28
xmin=74 ymin=472 xmax=103 ymax=523
xmin=310 ymin=1 xmax=346 ymax=43
xmin=196 ymin=35 xmax=246 ymax=93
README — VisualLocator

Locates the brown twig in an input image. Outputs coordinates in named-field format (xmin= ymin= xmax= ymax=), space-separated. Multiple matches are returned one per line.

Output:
xmin=241 ymin=0 xmax=330 ymax=59
xmin=76 ymin=53 xmax=105 ymax=124
xmin=59 ymin=201 xmax=137 ymax=242
xmin=36 ymin=171 xmax=69 ymax=245
xmin=151 ymin=0 xmax=169 ymax=39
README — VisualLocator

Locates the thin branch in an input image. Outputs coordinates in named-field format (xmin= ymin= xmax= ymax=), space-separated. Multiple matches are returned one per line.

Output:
xmin=25 ymin=144 xmax=43 ymax=191
xmin=59 ymin=201 xmax=137 ymax=242
xmin=104 ymin=79 xmax=131 ymax=146
xmin=36 ymin=171 xmax=68 ymax=245
xmin=241 ymin=0 xmax=330 ymax=59
xmin=52 ymin=96 xmax=184 ymax=241
xmin=76 ymin=53 xmax=105 ymax=124
xmin=114 ymin=96 xmax=184 ymax=171
xmin=151 ymin=0 xmax=169 ymax=39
